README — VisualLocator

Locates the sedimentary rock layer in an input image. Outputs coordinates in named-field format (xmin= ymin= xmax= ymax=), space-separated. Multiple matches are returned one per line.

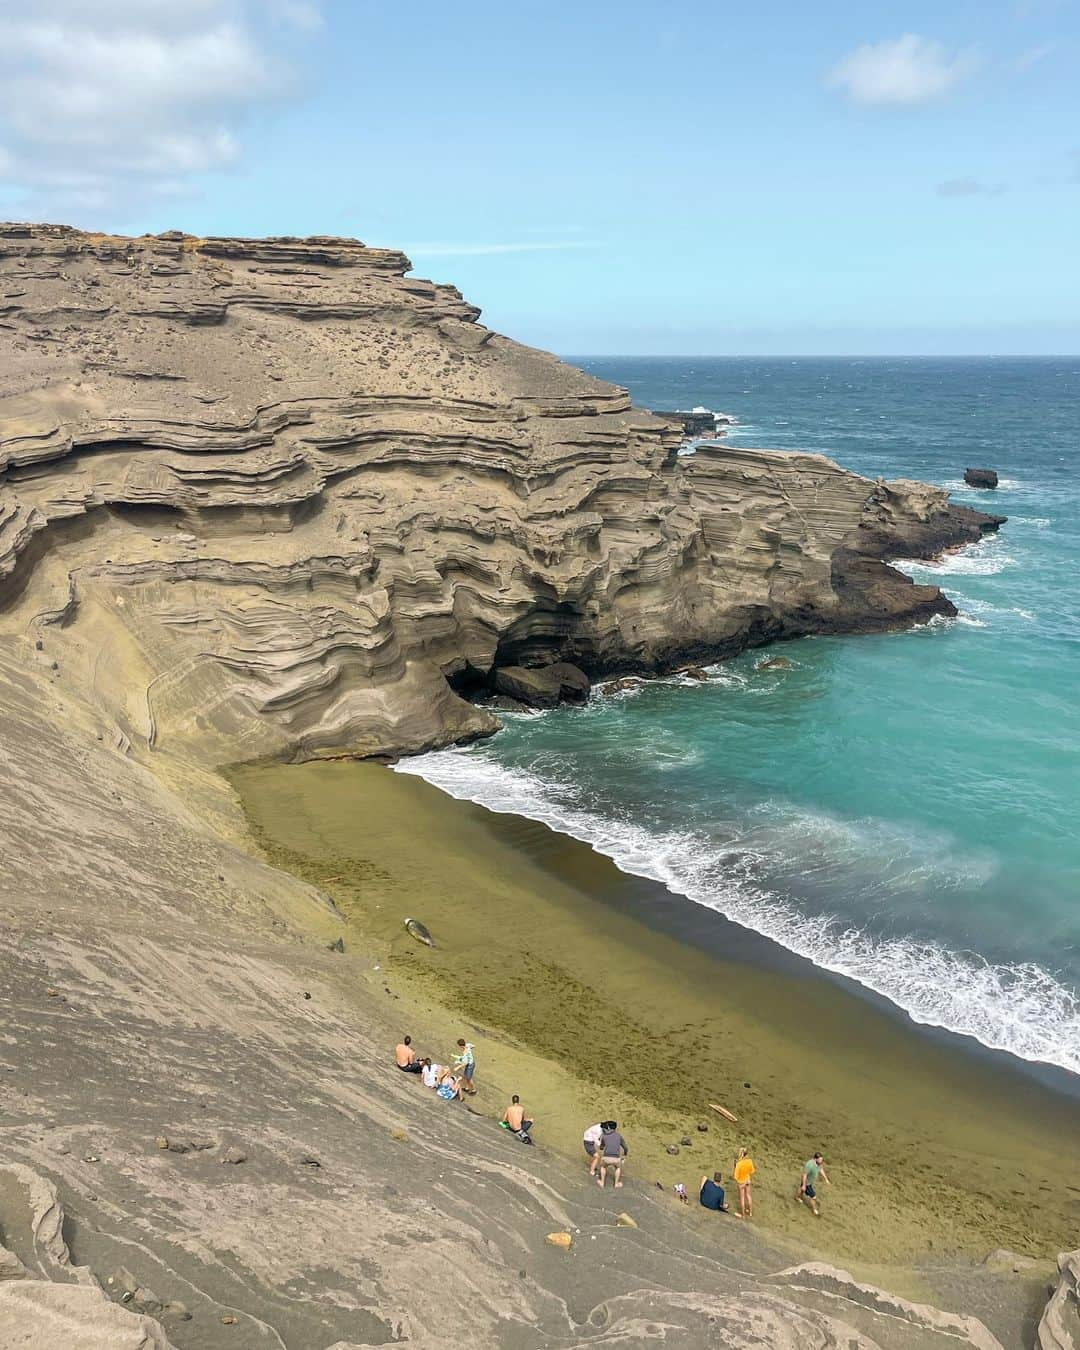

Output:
xmin=0 ymin=223 xmax=1001 ymax=764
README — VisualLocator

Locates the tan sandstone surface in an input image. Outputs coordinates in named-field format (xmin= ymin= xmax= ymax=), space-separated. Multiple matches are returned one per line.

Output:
xmin=2 ymin=223 xmax=1074 ymax=1349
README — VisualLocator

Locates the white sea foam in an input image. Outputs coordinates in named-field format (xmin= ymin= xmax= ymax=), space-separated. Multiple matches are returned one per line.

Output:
xmin=395 ymin=749 xmax=1080 ymax=1077
xmin=956 ymin=595 xmax=1037 ymax=623
xmin=939 ymin=476 xmax=1025 ymax=494
xmin=895 ymin=533 xmax=1016 ymax=578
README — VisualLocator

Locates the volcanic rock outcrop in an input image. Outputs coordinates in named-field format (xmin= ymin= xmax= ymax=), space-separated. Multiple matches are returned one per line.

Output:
xmin=0 ymin=223 xmax=1002 ymax=766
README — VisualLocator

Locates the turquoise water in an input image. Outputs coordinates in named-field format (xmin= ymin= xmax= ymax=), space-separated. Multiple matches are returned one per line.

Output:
xmin=399 ymin=358 xmax=1080 ymax=1075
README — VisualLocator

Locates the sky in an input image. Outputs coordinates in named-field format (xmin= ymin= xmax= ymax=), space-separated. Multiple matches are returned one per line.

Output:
xmin=0 ymin=0 xmax=1077 ymax=355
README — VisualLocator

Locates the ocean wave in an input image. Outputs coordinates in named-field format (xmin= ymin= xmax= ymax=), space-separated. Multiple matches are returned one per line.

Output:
xmin=895 ymin=535 xmax=1015 ymax=578
xmin=395 ymin=749 xmax=1080 ymax=1077
xmin=954 ymin=595 xmax=1037 ymax=623
xmin=940 ymin=476 xmax=1025 ymax=493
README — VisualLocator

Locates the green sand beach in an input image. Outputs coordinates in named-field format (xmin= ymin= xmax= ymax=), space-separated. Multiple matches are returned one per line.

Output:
xmin=229 ymin=758 xmax=1080 ymax=1272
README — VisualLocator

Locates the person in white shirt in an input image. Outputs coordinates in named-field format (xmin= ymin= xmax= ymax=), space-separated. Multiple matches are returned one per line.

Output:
xmin=420 ymin=1058 xmax=442 ymax=1089
xmin=582 ymin=1121 xmax=604 ymax=1177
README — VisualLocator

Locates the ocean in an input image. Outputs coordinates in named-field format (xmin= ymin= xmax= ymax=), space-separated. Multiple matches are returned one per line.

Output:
xmin=397 ymin=357 xmax=1080 ymax=1078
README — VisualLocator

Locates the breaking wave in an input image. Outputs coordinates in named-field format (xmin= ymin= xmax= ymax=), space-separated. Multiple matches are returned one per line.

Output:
xmin=395 ymin=749 xmax=1080 ymax=1077
xmin=895 ymin=534 xmax=1016 ymax=578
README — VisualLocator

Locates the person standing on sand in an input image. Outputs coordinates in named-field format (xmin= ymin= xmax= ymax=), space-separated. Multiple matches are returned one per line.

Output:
xmin=795 ymin=1151 xmax=831 ymax=1217
xmin=502 ymin=1094 xmax=533 ymax=1135
xmin=699 ymin=1172 xmax=730 ymax=1213
xmin=732 ymin=1147 xmax=755 ymax=1218
xmin=582 ymin=1121 xmax=603 ymax=1176
xmin=597 ymin=1121 xmax=627 ymax=1189
xmin=453 ymin=1039 xmax=476 ymax=1093
xmin=395 ymin=1036 xmax=422 ymax=1073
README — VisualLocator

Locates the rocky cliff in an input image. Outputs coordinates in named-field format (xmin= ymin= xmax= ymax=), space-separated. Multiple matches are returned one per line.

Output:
xmin=0 ymin=223 xmax=1001 ymax=765
xmin=3 ymin=225 xmax=1074 ymax=1350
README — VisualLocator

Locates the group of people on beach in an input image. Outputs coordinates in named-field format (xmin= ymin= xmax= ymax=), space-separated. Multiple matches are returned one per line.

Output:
xmin=580 ymin=1127 xmax=831 ymax=1221
xmin=394 ymin=1033 xmax=476 ymax=1102
xmin=693 ymin=1147 xmax=830 ymax=1219
xmin=396 ymin=1032 xmax=831 ymax=1222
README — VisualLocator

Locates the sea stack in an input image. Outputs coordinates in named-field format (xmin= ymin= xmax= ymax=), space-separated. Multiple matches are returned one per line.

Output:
xmin=964 ymin=467 xmax=999 ymax=489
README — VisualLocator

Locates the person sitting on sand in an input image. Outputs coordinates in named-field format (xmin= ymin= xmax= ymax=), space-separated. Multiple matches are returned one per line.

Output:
xmin=501 ymin=1094 xmax=533 ymax=1135
xmin=699 ymin=1172 xmax=730 ymax=1213
xmin=453 ymin=1039 xmax=476 ymax=1094
xmin=395 ymin=1036 xmax=422 ymax=1073
xmin=420 ymin=1057 xmax=442 ymax=1088
xmin=582 ymin=1121 xmax=603 ymax=1176
xmin=732 ymin=1147 xmax=755 ymax=1218
xmin=597 ymin=1121 xmax=627 ymax=1189
xmin=436 ymin=1073 xmax=463 ymax=1101
xmin=795 ymin=1151 xmax=831 ymax=1217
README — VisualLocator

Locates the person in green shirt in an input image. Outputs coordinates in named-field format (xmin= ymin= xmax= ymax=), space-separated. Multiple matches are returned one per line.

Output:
xmin=795 ymin=1151 xmax=831 ymax=1216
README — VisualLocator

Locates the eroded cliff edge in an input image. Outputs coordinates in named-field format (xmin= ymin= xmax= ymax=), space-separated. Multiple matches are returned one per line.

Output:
xmin=0 ymin=223 xmax=1002 ymax=765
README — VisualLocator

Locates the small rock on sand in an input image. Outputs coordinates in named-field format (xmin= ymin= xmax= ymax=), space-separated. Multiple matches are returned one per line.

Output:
xmin=220 ymin=1147 xmax=247 ymax=1165
xmin=545 ymin=1232 xmax=572 ymax=1250
xmin=616 ymin=1213 xmax=638 ymax=1228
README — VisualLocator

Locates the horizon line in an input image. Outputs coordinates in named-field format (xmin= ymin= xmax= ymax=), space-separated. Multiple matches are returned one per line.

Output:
xmin=560 ymin=352 xmax=1080 ymax=360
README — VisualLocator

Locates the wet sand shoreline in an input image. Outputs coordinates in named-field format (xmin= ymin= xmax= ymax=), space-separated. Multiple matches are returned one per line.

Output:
xmin=228 ymin=757 xmax=1080 ymax=1271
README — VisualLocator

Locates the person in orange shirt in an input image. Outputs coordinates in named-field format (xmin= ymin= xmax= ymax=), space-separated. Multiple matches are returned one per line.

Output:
xmin=732 ymin=1146 xmax=756 ymax=1218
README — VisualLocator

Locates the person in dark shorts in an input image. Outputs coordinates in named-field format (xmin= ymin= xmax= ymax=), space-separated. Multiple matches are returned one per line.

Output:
xmin=699 ymin=1172 xmax=729 ymax=1212
xmin=394 ymin=1036 xmax=422 ymax=1072
xmin=454 ymin=1039 xmax=476 ymax=1093
xmin=795 ymin=1151 xmax=831 ymax=1216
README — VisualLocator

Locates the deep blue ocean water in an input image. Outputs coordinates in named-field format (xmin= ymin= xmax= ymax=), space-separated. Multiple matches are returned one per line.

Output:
xmin=400 ymin=358 xmax=1080 ymax=1075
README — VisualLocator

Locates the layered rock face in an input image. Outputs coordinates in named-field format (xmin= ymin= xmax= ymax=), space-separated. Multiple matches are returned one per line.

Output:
xmin=0 ymin=223 xmax=1000 ymax=764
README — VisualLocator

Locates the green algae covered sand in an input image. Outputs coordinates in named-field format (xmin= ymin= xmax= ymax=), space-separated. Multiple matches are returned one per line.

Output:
xmin=228 ymin=757 xmax=1080 ymax=1269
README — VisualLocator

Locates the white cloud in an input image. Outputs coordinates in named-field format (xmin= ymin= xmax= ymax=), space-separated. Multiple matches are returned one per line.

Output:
xmin=400 ymin=241 xmax=597 ymax=258
xmin=827 ymin=34 xmax=976 ymax=106
xmin=936 ymin=177 xmax=1007 ymax=197
xmin=0 ymin=1 xmax=320 ymax=221
xmin=270 ymin=1 xmax=324 ymax=30
xmin=1015 ymin=42 xmax=1058 ymax=70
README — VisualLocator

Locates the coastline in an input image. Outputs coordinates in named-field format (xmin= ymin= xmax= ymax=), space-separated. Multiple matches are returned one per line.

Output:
xmin=228 ymin=756 xmax=1080 ymax=1272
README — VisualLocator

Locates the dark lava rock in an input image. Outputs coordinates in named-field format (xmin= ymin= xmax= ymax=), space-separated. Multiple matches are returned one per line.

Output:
xmin=964 ymin=467 xmax=999 ymax=489
xmin=328 ymin=937 xmax=345 ymax=953
xmin=679 ymin=666 xmax=708 ymax=681
xmin=756 ymin=656 xmax=792 ymax=672
xmin=493 ymin=662 xmax=590 ymax=709
xmin=600 ymin=676 xmax=646 ymax=695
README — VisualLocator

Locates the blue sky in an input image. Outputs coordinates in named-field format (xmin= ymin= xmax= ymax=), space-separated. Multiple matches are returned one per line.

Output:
xmin=1 ymin=1 xmax=1077 ymax=353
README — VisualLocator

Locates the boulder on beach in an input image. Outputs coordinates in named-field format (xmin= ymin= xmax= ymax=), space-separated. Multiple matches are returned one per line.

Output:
xmin=964 ymin=468 xmax=999 ymax=489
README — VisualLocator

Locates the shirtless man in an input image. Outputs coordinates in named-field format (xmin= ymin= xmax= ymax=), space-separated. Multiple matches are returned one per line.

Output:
xmin=502 ymin=1094 xmax=533 ymax=1134
xmin=394 ymin=1035 xmax=422 ymax=1073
